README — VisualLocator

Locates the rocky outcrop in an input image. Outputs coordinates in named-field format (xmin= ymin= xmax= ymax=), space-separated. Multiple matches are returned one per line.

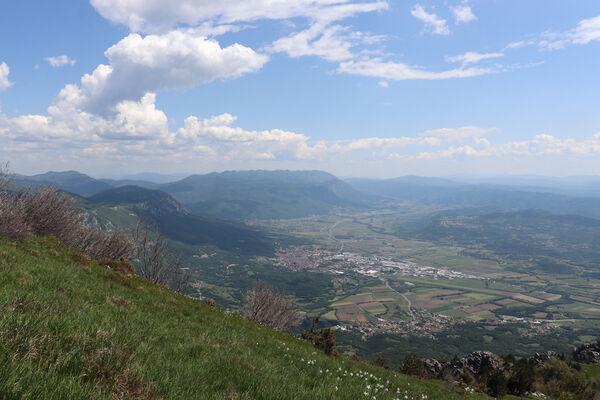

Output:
xmin=573 ymin=342 xmax=600 ymax=364
xmin=422 ymin=351 xmax=505 ymax=383
xmin=422 ymin=358 xmax=443 ymax=376
xmin=529 ymin=351 xmax=558 ymax=366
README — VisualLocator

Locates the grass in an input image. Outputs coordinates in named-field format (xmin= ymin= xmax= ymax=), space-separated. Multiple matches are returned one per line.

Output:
xmin=0 ymin=236 xmax=489 ymax=400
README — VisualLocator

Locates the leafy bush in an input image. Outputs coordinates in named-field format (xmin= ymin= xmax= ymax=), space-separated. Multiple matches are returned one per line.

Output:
xmin=300 ymin=318 xmax=340 ymax=357
xmin=400 ymin=353 xmax=430 ymax=378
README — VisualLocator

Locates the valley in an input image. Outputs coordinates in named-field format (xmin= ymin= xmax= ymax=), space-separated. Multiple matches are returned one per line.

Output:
xmin=13 ymin=169 xmax=600 ymax=366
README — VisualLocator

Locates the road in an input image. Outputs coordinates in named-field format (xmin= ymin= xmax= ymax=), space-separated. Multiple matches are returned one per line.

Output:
xmin=328 ymin=219 xmax=345 ymax=253
xmin=380 ymin=277 xmax=415 ymax=321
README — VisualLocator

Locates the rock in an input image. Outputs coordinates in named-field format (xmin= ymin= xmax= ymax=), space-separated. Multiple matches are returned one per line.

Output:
xmin=422 ymin=358 xmax=443 ymax=376
xmin=529 ymin=351 xmax=558 ymax=366
xmin=573 ymin=342 xmax=600 ymax=363
xmin=439 ymin=351 xmax=505 ymax=383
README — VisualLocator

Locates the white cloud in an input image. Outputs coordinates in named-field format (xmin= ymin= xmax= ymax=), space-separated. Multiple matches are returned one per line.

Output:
xmin=452 ymin=3 xmax=476 ymax=24
xmin=570 ymin=15 xmax=600 ymax=45
xmin=0 ymin=62 xmax=13 ymax=91
xmin=269 ymin=23 xmax=385 ymax=62
xmin=445 ymin=51 xmax=504 ymax=66
xmin=90 ymin=0 xmax=388 ymax=32
xmin=505 ymin=15 xmax=600 ymax=51
xmin=377 ymin=80 xmax=388 ymax=88
xmin=3 ymin=95 xmax=600 ymax=169
xmin=539 ymin=15 xmax=600 ymax=50
xmin=419 ymin=126 xmax=495 ymax=142
xmin=338 ymin=58 xmax=494 ymax=80
xmin=59 ymin=30 xmax=268 ymax=114
xmin=45 ymin=55 xmax=77 ymax=67
xmin=407 ymin=132 xmax=600 ymax=160
xmin=411 ymin=4 xmax=450 ymax=35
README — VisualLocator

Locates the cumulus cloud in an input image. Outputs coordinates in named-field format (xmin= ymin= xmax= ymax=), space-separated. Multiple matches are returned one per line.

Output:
xmin=90 ymin=0 xmax=388 ymax=32
xmin=452 ymin=3 xmax=476 ymax=24
xmin=338 ymin=58 xmax=494 ymax=80
xmin=58 ymin=30 xmax=268 ymax=114
xmin=445 ymin=51 xmax=504 ymax=66
xmin=45 ymin=55 xmax=77 ymax=67
xmin=0 ymin=62 xmax=13 ymax=91
xmin=411 ymin=4 xmax=450 ymax=35
xmin=3 ymin=95 xmax=600 ymax=169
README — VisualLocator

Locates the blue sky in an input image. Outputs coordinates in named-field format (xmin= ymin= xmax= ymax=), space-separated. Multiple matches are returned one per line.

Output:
xmin=0 ymin=0 xmax=599 ymax=177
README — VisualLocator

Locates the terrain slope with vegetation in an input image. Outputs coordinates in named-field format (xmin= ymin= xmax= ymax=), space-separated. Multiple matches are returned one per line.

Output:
xmin=0 ymin=236 xmax=484 ymax=400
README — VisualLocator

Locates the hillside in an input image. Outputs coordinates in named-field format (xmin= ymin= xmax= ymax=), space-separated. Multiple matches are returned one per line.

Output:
xmin=12 ymin=171 xmax=112 ymax=197
xmin=0 ymin=236 xmax=486 ymax=400
xmin=161 ymin=170 xmax=375 ymax=220
xmin=86 ymin=186 xmax=277 ymax=255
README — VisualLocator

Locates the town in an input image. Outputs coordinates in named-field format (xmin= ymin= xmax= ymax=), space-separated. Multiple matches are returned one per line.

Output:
xmin=276 ymin=246 xmax=485 ymax=281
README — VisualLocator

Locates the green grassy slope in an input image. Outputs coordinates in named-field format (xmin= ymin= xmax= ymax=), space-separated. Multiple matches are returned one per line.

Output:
xmin=0 ymin=237 xmax=487 ymax=400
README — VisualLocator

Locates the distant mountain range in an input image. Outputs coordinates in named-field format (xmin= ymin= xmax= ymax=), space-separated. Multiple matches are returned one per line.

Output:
xmin=13 ymin=171 xmax=113 ymax=197
xmin=13 ymin=170 xmax=600 ymax=220
xmin=347 ymin=176 xmax=600 ymax=219
xmin=160 ymin=170 xmax=374 ymax=219
xmin=14 ymin=170 xmax=374 ymax=220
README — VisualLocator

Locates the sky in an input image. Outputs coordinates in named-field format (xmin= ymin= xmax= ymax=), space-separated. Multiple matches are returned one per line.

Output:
xmin=0 ymin=0 xmax=599 ymax=178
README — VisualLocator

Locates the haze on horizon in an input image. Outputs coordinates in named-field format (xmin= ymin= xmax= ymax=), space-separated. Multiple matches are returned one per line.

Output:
xmin=1 ymin=1 xmax=599 ymax=177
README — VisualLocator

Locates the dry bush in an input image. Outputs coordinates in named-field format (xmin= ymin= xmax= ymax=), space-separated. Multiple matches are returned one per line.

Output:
xmin=134 ymin=223 xmax=190 ymax=294
xmin=19 ymin=187 xmax=81 ymax=238
xmin=0 ymin=163 xmax=134 ymax=261
xmin=69 ymin=227 xmax=134 ymax=261
xmin=244 ymin=281 xmax=302 ymax=333
xmin=0 ymin=163 xmax=33 ymax=240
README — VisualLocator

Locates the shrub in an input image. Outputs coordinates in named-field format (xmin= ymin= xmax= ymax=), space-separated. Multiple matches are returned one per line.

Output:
xmin=244 ymin=281 xmax=302 ymax=333
xmin=300 ymin=318 xmax=339 ymax=357
xmin=486 ymin=370 xmax=507 ymax=398
xmin=133 ymin=223 xmax=190 ymax=294
xmin=375 ymin=357 xmax=388 ymax=369
xmin=401 ymin=353 xmax=430 ymax=378
xmin=204 ymin=298 xmax=216 ymax=307
xmin=0 ymin=165 xmax=134 ymax=260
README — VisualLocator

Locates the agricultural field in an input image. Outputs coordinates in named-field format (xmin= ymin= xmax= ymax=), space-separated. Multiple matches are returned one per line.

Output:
xmin=255 ymin=207 xmax=600 ymax=362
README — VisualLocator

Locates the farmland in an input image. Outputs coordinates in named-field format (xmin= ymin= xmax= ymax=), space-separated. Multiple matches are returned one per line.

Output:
xmin=255 ymin=206 xmax=600 ymax=362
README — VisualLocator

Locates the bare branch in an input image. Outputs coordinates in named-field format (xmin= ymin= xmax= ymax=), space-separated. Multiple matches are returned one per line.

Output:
xmin=244 ymin=281 xmax=302 ymax=333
